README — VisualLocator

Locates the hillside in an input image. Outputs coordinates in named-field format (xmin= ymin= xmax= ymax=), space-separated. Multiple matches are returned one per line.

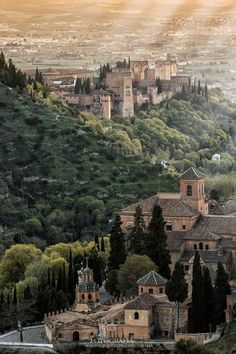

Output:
xmin=0 ymin=83 xmax=236 ymax=250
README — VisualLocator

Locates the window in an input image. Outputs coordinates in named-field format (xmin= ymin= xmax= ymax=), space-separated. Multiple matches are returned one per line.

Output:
xmin=187 ymin=185 xmax=192 ymax=196
xmin=88 ymin=294 xmax=92 ymax=300
xmin=82 ymin=294 xmax=85 ymax=300
xmin=205 ymin=244 xmax=209 ymax=250
xmin=149 ymin=288 xmax=153 ymax=294
xmin=166 ymin=222 xmax=172 ymax=231
xmin=185 ymin=265 xmax=189 ymax=271
xmin=141 ymin=287 xmax=143 ymax=293
xmin=134 ymin=312 xmax=139 ymax=320
xmin=194 ymin=244 xmax=197 ymax=250
xmin=199 ymin=242 xmax=203 ymax=250
xmin=159 ymin=288 xmax=163 ymax=294
xmin=182 ymin=225 xmax=186 ymax=230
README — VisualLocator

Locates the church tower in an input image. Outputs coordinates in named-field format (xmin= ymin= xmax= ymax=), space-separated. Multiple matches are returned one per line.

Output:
xmin=74 ymin=258 xmax=99 ymax=312
xmin=180 ymin=167 xmax=208 ymax=215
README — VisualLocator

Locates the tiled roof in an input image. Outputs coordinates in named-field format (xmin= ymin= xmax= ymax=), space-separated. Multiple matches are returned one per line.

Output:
xmin=196 ymin=215 xmax=236 ymax=236
xmin=137 ymin=271 xmax=168 ymax=286
xmin=184 ymin=228 xmax=221 ymax=241
xmin=124 ymin=293 xmax=157 ymax=310
xmin=121 ymin=195 xmax=198 ymax=217
xmin=179 ymin=167 xmax=206 ymax=180
xmin=167 ymin=231 xmax=186 ymax=251
xmin=180 ymin=250 xmax=231 ymax=263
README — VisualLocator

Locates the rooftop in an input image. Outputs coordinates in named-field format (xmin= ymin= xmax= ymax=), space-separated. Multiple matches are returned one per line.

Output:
xmin=124 ymin=293 xmax=157 ymax=310
xmin=137 ymin=271 xmax=168 ymax=286
xmin=179 ymin=167 xmax=206 ymax=180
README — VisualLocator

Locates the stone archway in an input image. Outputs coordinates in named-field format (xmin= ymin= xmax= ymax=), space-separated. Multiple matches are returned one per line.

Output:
xmin=73 ymin=331 xmax=80 ymax=341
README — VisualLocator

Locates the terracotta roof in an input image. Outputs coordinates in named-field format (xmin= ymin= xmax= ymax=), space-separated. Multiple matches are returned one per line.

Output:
xmin=124 ymin=293 xmax=157 ymax=310
xmin=184 ymin=228 xmax=221 ymax=241
xmin=180 ymin=250 xmax=231 ymax=264
xmin=137 ymin=271 xmax=168 ymax=286
xmin=121 ymin=195 xmax=198 ymax=217
xmin=179 ymin=167 xmax=206 ymax=180
xmin=167 ymin=231 xmax=186 ymax=251
xmin=196 ymin=215 xmax=236 ymax=236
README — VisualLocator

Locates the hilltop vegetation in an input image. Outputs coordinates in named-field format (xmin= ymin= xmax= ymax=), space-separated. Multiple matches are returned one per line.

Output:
xmin=0 ymin=81 xmax=236 ymax=250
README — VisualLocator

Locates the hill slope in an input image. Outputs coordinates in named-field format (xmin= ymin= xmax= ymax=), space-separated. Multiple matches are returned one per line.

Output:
xmin=0 ymin=84 xmax=235 ymax=249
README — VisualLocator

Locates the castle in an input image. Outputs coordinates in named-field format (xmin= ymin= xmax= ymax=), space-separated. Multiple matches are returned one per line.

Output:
xmin=121 ymin=167 xmax=236 ymax=278
xmin=47 ymin=55 xmax=190 ymax=119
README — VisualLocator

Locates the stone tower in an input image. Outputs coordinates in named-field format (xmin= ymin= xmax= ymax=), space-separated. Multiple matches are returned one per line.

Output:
xmin=74 ymin=258 xmax=99 ymax=312
xmin=180 ymin=167 xmax=208 ymax=215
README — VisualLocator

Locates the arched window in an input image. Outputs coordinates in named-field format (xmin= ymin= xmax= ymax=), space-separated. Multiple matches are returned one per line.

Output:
xmin=134 ymin=312 xmax=139 ymax=320
xmin=199 ymin=242 xmax=203 ymax=250
xmin=88 ymin=293 xmax=92 ymax=300
xmin=82 ymin=294 xmax=85 ymax=300
xmin=141 ymin=287 xmax=143 ymax=293
xmin=187 ymin=185 xmax=192 ymax=196
xmin=149 ymin=288 xmax=153 ymax=294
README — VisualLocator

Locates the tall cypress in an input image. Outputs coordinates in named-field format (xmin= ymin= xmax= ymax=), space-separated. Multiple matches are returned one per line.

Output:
xmin=189 ymin=251 xmax=206 ymax=333
xmin=101 ymin=236 xmax=105 ymax=252
xmin=62 ymin=263 xmax=66 ymax=293
xmin=214 ymin=262 xmax=231 ymax=325
xmin=128 ymin=205 xmax=145 ymax=255
xmin=94 ymin=234 xmax=100 ymax=251
xmin=89 ymin=248 xmax=102 ymax=287
xmin=166 ymin=262 xmax=188 ymax=330
xmin=68 ymin=249 xmax=74 ymax=303
xmin=12 ymin=286 xmax=17 ymax=305
xmin=108 ymin=215 xmax=126 ymax=271
xmin=0 ymin=51 xmax=6 ymax=82
xmin=51 ymin=270 xmax=56 ymax=289
xmin=203 ymin=267 xmax=215 ymax=330
xmin=145 ymin=204 xmax=171 ymax=279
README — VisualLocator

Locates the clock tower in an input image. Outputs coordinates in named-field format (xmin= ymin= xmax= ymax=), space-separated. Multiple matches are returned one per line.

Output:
xmin=74 ymin=258 xmax=100 ymax=312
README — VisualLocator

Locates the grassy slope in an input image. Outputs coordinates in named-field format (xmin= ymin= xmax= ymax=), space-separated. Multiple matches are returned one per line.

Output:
xmin=0 ymin=83 xmax=235 ymax=244
xmin=206 ymin=321 xmax=236 ymax=354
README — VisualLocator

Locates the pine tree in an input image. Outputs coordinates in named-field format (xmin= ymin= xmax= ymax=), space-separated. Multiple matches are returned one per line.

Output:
xmin=108 ymin=215 xmax=126 ymax=271
xmin=189 ymin=251 xmax=206 ymax=333
xmin=101 ymin=236 xmax=105 ymax=252
xmin=145 ymin=204 xmax=171 ymax=279
xmin=128 ymin=205 xmax=145 ymax=255
xmin=214 ymin=262 xmax=231 ymax=325
xmin=203 ymin=267 xmax=215 ymax=330
xmin=166 ymin=262 xmax=188 ymax=331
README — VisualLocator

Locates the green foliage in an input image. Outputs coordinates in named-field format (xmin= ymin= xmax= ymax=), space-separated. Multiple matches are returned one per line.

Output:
xmin=174 ymin=339 xmax=216 ymax=354
xmin=127 ymin=205 xmax=145 ymax=255
xmin=145 ymin=205 xmax=171 ymax=279
xmin=117 ymin=254 xmax=156 ymax=296
xmin=189 ymin=251 xmax=206 ymax=333
xmin=108 ymin=215 xmax=126 ymax=271
xmin=214 ymin=262 xmax=231 ymax=325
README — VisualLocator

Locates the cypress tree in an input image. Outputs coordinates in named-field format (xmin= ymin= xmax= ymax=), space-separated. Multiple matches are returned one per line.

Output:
xmin=89 ymin=248 xmax=102 ymax=287
xmin=128 ymin=205 xmax=145 ymax=255
xmin=57 ymin=268 xmax=63 ymax=292
xmin=94 ymin=234 xmax=100 ymax=250
xmin=166 ymin=262 xmax=188 ymax=330
xmin=13 ymin=286 xmax=17 ymax=305
xmin=203 ymin=267 xmax=215 ymax=330
xmin=108 ymin=214 xmax=126 ymax=271
xmin=62 ymin=263 xmax=66 ymax=293
xmin=101 ymin=236 xmax=105 ymax=252
xmin=0 ymin=51 xmax=6 ymax=82
xmin=204 ymin=83 xmax=208 ymax=101
xmin=189 ymin=251 xmax=206 ymax=333
xmin=197 ymin=80 xmax=201 ymax=95
xmin=145 ymin=204 xmax=171 ymax=279
xmin=68 ymin=249 xmax=74 ymax=300
xmin=33 ymin=80 xmax=38 ymax=92
xmin=7 ymin=59 xmax=17 ymax=87
xmin=214 ymin=262 xmax=231 ymax=325
xmin=51 ymin=270 xmax=56 ymax=289
xmin=47 ymin=268 xmax=51 ymax=287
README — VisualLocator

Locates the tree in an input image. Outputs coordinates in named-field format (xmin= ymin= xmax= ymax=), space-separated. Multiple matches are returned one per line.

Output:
xmin=214 ymin=262 xmax=231 ymax=325
xmin=203 ymin=267 xmax=215 ymax=330
xmin=108 ymin=215 xmax=126 ymax=271
xmin=100 ymin=236 xmax=105 ymax=252
xmin=94 ymin=234 xmax=100 ymax=250
xmin=0 ymin=51 xmax=7 ymax=82
xmin=128 ymin=205 xmax=145 ymax=255
xmin=89 ymin=248 xmax=103 ymax=287
xmin=6 ymin=59 xmax=17 ymax=87
xmin=166 ymin=262 xmax=188 ymax=331
xmin=117 ymin=254 xmax=155 ymax=296
xmin=204 ymin=83 xmax=208 ymax=101
xmin=0 ymin=244 xmax=42 ymax=285
xmin=67 ymin=249 xmax=74 ymax=304
xmin=197 ymin=80 xmax=202 ymax=95
xmin=145 ymin=204 xmax=171 ymax=279
xmin=189 ymin=251 xmax=206 ymax=333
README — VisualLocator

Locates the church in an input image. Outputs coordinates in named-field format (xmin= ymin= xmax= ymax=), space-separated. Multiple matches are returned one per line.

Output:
xmin=120 ymin=167 xmax=236 ymax=277
xmin=45 ymin=261 xmax=188 ymax=343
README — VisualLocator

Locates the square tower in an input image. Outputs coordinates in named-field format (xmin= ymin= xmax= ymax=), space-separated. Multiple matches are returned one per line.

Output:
xmin=180 ymin=167 xmax=208 ymax=215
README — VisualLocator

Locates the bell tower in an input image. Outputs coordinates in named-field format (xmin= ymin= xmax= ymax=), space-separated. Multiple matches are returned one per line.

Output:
xmin=180 ymin=167 xmax=208 ymax=215
xmin=74 ymin=257 xmax=100 ymax=312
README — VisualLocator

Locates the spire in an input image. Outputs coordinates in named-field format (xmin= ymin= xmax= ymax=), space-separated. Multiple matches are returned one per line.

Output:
xmin=85 ymin=257 xmax=89 ymax=269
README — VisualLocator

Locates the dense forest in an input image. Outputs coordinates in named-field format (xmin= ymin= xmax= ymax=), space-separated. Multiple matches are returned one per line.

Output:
xmin=0 ymin=67 xmax=236 ymax=252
